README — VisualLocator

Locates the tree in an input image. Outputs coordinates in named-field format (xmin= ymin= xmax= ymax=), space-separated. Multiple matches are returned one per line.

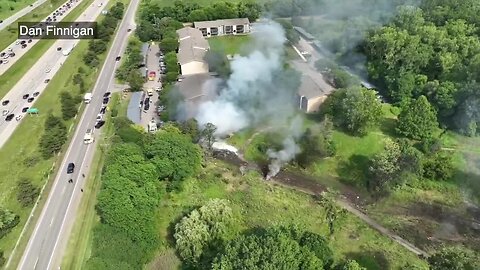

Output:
xmin=296 ymin=118 xmax=336 ymax=168
xmin=318 ymin=190 xmax=346 ymax=235
xmin=0 ymin=208 xmax=19 ymax=239
xmin=60 ymin=92 xmax=79 ymax=120
xmin=212 ymin=227 xmax=328 ymax=270
xmin=0 ymin=250 xmax=5 ymax=267
xmin=174 ymin=199 xmax=234 ymax=265
xmin=422 ymin=152 xmax=453 ymax=181
xmin=144 ymin=130 xmax=202 ymax=182
xmin=39 ymin=114 xmax=67 ymax=159
xmin=369 ymin=139 xmax=401 ymax=192
xmin=127 ymin=70 xmax=144 ymax=92
xmin=188 ymin=9 xmax=208 ymax=21
xmin=299 ymin=231 xmax=334 ymax=268
xmin=340 ymin=260 xmax=367 ymax=270
xmin=180 ymin=118 xmax=200 ymax=142
xmin=327 ymin=87 xmax=383 ymax=135
xmin=16 ymin=178 xmax=40 ymax=207
xmin=397 ymin=95 xmax=438 ymax=140
xmin=165 ymin=71 xmax=178 ymax=83
xmin=211 ymin=2 xmax=237 ymax=20
xmin=428 ymin=246 xmax=479 ymax=270
xmin=161 ymin=38 xmax=179 ymax=53
xmin=200 ymin=122 xmax=217 ymax=151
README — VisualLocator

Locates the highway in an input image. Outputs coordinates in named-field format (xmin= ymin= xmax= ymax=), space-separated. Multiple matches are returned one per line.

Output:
xmin=0 ymin=0 xmax=108 ymax=149
xmin=0 ymin=0 xmax=47 ymax=32
xmin=17 ymin=0 xmax=139 ymax=268
xmin=0 ymin=0 xmax=83 ymax=75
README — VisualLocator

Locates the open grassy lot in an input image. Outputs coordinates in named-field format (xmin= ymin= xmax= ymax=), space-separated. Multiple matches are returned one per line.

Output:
xmin=0 ymin=1 xmax=116 ymax=264
xmin=0 ymin=0 xmax=36 ymax=23
xmin=0 ymin=0 xmax=66 ymax=51
xmin=0 ymin=0 xmax=95 ymax=100
xmin=150 ymin=162 xmax=428 ymax=270
xmin=207 ymin=35 xmax=251 ymax=56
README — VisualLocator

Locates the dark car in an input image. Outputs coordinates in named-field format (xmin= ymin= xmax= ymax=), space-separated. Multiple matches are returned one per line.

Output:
xmin=1 ymin=100 xmax=9 ymax=106
xmin=0 ymin=60 xmax=2 ymax=64
xmin=115 ymin=56 xmax=121 ymax=61
xmin=27 ymin=97 xmax=34 ymax=103
xmin=95 ymin=120 xmax=105 ymax=129
xmin=44 ymin=79 xmax=50 ymax=83
xmin=66 ymin=162 xmax=75 ymax=174
xmin=9 ymin=52 xmax=15 ymax=57
xmin=20 ymin=40 xmax=26 ymax=44
xmin=22 ymin=107 xmax=29 ymax=113
xmin=102 ymin=97 xmax=109 ymax=104
xmin=21 ymin=44 xmax=27 ymax=49
xmin=99 ymin=106 xmax=106 ymax=114
xmin=127 ymin=28 xmax=131 ymax=32
xmin=33 ymin=92 xmax=40 ymax=97
xmin=103 ymin=92 xmax=111 ymax=98
xmin=57 ymin=47 xmax=62 ymax=51
xmin=0 ymin=52 xmax=5 ymax=57
xmin=5 ymin=114 xmax=14 ymax=121
xmin=144 ymin=103 xmax=150 ymax=111
xmin=28 ymin=39 xmax=32 ymax=43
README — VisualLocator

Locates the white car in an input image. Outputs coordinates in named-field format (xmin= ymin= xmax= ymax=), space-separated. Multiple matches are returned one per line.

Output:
xmin=45 ymin=67 xmax=51 ymax=73
xmin=155 ymin=86 xmax=161 ymax=91
xmin=2 ymin=59 xmax=8 ymax=64
xmin=96 ymin=114 xmax=103 ymax=121
xmin=15 ymin=41 xmax=20 ymax=45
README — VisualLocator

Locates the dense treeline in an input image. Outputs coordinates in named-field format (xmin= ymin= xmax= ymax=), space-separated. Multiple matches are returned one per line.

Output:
xmin=115 ymin=38 xmax=145 ymax=91
xmin=86 ymin=118 xmax=202 ymax=268
xmin=173 ymin=199 xmax=362 ymax=270
xmin=364 ymin=0 xmax=480 ymax=135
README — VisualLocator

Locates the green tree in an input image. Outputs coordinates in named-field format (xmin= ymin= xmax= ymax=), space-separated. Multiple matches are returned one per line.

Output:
xmin=127 ymin=70 xmax=144 ymax=92
xmin=341 ymin=260 xmax=367 ymax=270
xmin=0 ymin=208 xmax=19 ymax=238
xmin=174 ymin=199 xmax=234 ymax=264
xmin=211 ymin=2 xmax=237 ymax=20
xmin=161 ymin=38 xmax=179 ymax=53
xmin=188 ymin=9 xmax=208 ymax=21
xmin=422 ymin=152 xmax=453 ymax=181
xmin=318 ymin=190 xmax=346 ymax=235
xmin=329 ymin=87 xmax=383 ymax=135
xmin=428 ymin=246 xmax=479 ymax=270
xmin=16 ymin=178 xmax=40 ymax=207
xmin=0 ymin=250 xmax=5 ymax=267
xmin=397 ymin=95 xmax=438 ymax=140
xmin=200 ymin=122 xmax=217 ymax=151
xmin=60 ymin=92 xmax=79 ymax=120
xmin=39 ymin=114 xmax=67 ymax=159
xmin=180 ymin=118 xmax=200 ymax=142
xmin=145 ymin=130 xmax=202 ymax=182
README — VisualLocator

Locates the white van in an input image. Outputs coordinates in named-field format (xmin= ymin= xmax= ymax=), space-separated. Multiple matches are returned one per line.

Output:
xmin=84 ymin=129 xmax=94 ymax=144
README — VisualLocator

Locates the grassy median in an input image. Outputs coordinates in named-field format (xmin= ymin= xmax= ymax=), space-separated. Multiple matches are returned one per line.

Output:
xmin=0 ymin=0 xmax=121 ymax=267
xmin=0 ymin=0 xmax=95 ymax=100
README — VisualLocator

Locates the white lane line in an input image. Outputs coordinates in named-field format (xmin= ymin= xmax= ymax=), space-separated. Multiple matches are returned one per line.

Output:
xmin=34 ymin=257 xmax=39 ymax=269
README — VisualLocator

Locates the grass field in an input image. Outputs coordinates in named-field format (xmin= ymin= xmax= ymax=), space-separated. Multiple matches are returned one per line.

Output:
xmin=207 ymin=35 xmax=251 ymax=56
xmin=150 ymin=163 xmax=428 ymax=270
xmin=0 ymin=0 xmax=67 ymax=51
xmin=0 ymin=0 xmax=95 ymax=100
xmin=0 ymin=0 xmax=114 ymax=264
xmin=0 ymin=0 xmax=36 ymax=23
xmin=61 ymin=93 xmax=129 ymax=270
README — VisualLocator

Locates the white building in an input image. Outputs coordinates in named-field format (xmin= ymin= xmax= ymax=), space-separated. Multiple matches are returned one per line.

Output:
xmin=176 ymin=27 xmax=210 ymax=76
xmin=194 ymin=18 xmax=250 ymax=38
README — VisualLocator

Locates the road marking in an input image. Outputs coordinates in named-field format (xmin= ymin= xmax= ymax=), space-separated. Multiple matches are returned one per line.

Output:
xmin=61 ymin=185 xmax=66 ymax=195
xmin=49 ymin=216 xmax=55 ymax=227
xmin=34 ymin=257 xmax=39 ymax=269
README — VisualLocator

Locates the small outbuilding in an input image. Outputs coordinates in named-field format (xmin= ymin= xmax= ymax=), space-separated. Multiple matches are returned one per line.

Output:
xmin=296 ymin=75 xmax=328 ymax=113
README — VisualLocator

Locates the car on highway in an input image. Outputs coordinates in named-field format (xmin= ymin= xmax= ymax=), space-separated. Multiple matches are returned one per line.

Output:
xmin=0 ymin=52 xmax=5 ymax=57
xmin=115 ymin=56 xmax=121 ymax=61
xmin=28 ymin=39 xmax=32 ymax=43
xmin=102 ymin=97 xmax=109 ymax=104
xmin=95 ymin=120 xmax=105 ymax=129
xmin=2 ymin=110 xmax=8 ymax=116
xmin=22 ymin=107 xmax=29 ymax=113
xmin=0 ymin=60 xmax=2 ymax=64
xmin=15 ymin=115 xmax=22 ymax=121
xmin=1 ymin=60 xmax=7 ymax=64
xmin=66 ymin=163 xmax=75 ymax=174
xmin=27 ymin=97 xmax=34 ymax=103
xmin=99 ymin=106 xmax=106 ymax=114
xmin=9 ymin=52 xmax=15 ymax=57
xmin=15 ymin=41 xmax=20 ymax=45
xmin=45 ymin=67 xmax=51 ymax=73
xmin=5 ymin=114 xmax=14 ymax=121
xmin=103 ymin=92 xmax=111 ymax=98
xmin=22 ymin=94 xmax=29 ymax=99
xmin=33 ymin=91 xmax=40 ymax=97
xmin=96 ymin=114 xmax=103 ymax=121
xmin=57 ymin=47 xmax=62 ymax=51
xmin=21 ymin=44 xmax=27 ymax=49
xmin=127 ymin=28 xmax=132 ymax=32
xmin=44 ymin=79 xmax=50 ymax=83
xmin=1 ymin=100 xmax=9 ymax=106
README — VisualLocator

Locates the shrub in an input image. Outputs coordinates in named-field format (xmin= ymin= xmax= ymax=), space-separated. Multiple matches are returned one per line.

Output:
xmin=17 ymin=178 xmax=40 ymax=207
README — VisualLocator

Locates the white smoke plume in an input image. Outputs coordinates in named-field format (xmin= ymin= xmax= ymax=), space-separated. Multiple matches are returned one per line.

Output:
xmin=195 ymin=21 xmax=300 ymax=136
xmin=265 ymin=115 xmax=303 ymax=180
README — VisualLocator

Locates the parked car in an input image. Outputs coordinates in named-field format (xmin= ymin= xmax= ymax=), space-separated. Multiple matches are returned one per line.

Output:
xmin=102 ymin=97 xmax=109 ymax=104
xmin=99 ymin=106 xmax=106 ymax=114
xmin=103 ymin=92 xmax=111 ymax=98
xmin=115 ymin=56 xmax=121 ymax=61
xmin=57 ymin=47 xmax=62 ymax=51
xmin=95 ymin=120 xmax=105 ymax=129
xmin=66 ymin=162 xmax=75 ymax=174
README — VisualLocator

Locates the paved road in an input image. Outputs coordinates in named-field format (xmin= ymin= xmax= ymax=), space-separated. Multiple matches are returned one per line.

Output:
xmin=17 ymin=0 xmax=139 ymax=268
xmin=0 ymin=0 xmax=107 ymax=149
xmin=0 ymin=0 xmax=83 ymax=74
xmin=140 ymin=43 xmax=162 ymax=130
xmin=0 ymin=0 xmax=47 ymax=32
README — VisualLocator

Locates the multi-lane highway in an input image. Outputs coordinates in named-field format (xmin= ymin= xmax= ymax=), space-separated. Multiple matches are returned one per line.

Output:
xmin=18 ymin=0 xmax=139 ymax=268
xmin=0 ymin=0 xmax=83 ymax=75
xmin=0 ymin=0 xmax=47 ymax=32
xmin=0 ymin=0 xmax=108 ymax=149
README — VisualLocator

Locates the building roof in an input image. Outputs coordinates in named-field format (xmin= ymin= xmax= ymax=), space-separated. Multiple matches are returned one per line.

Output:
xmin=176 ymin=73 xmax=214 ymax=101
xmin=293 ymin=26 xmax=315 ymax=40
xmin=298 ymin=75 xmax=326 ymax=99
xmin=194 ymin=18 xmax=250 ymax=29
xmin=176 ymin=27 xmax=210 ymax=65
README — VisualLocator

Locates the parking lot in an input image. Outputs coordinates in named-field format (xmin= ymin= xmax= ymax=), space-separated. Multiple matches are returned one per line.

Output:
xmin=139 ymin=43 xmax=163 ymax=131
